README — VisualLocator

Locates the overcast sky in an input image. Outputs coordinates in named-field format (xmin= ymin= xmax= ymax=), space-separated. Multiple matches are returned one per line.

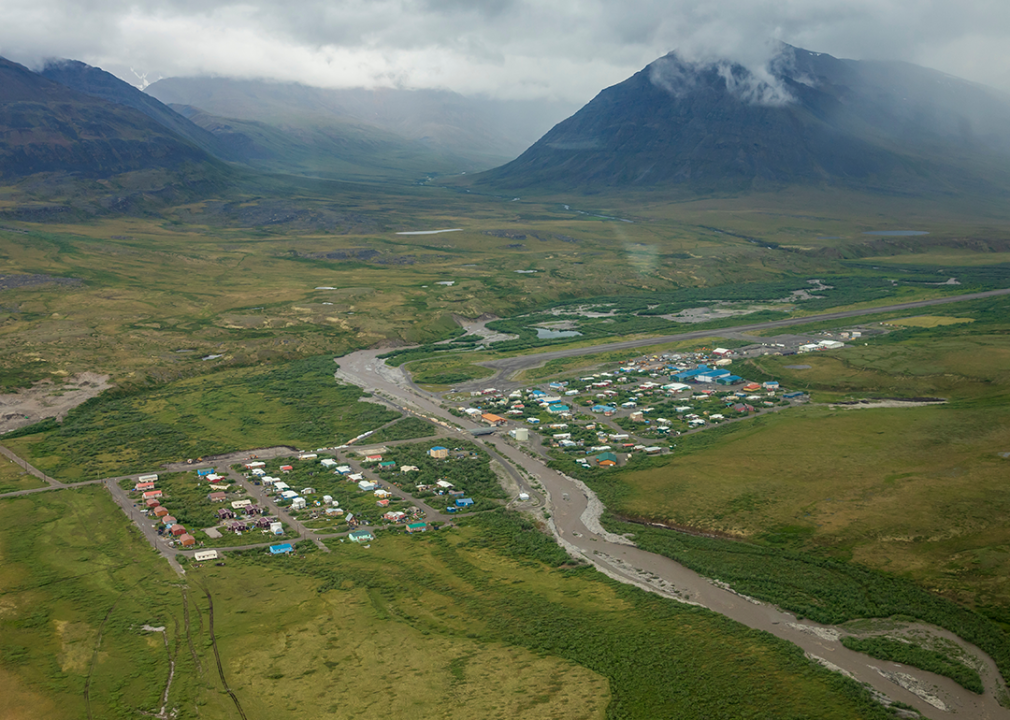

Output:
xmin=2 ymin=0 xmax=1009 ymax=103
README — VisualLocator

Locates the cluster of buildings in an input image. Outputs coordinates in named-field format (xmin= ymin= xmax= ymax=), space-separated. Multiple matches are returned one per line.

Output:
xmin=134 ymin=475 xmax=196 ymax=547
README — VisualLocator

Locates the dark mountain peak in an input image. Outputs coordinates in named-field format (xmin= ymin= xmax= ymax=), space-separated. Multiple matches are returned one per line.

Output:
xmin=0 ymin=55 xmax=220 ymax=181
xmin=477 ymin=45 xmax=1010 ymax=195
xmin=39 ymin=58 xmax=234 ymax=161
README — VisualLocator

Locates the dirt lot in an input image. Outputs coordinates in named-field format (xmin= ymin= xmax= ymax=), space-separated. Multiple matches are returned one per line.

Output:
xmin=0 ymin=372 xmax=110 ymax=434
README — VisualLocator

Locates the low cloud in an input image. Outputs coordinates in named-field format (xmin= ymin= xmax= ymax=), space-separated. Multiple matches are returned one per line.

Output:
xmin=1 ymin=0 xmax=1009 ymax=102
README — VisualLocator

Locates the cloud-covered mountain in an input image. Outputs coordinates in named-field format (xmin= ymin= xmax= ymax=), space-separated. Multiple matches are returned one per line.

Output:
xmin=478 ymin=45 xmax=1010 ymax=195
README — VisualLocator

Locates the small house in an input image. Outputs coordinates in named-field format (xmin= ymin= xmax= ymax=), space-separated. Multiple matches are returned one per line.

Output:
xmin=142 ymin=490 xmax=163 ymax=500
xmin=244 ymin=461 xmax=265 ymax=469
xmin=428 ymin=446 xmax=449 ymax=459
xmin=280 ymin=465 xmax=293 ymax=472
xmin=269 ymin=521 xmax=284 ymax=535
xmin=358 ymin=480 xmax=377 ymax=492
xmin=481 ymin=413 xmax=507 ymax=426
xmin=154 ymin=506 xmax=170 ymax=518
xmin=194 ymin=549 xmax=218 ymax=561
xmin=325 ymin=507 xmax=343 ymax=516
xmin=138 ymin=474 xmax=158 ymax=483
xmin=208 ymin=492 xmax=227 ymax=502
xmin=162 ymin=515 xmax=177 ymax=526
xmin=400 ymin=465 xmax=419 ymax=473
xmin=170 ymin=524 xmax=187 ymax=537
xmin=291 ymin=497 xmax=307 ymax=511
xmin=596 ymin=452 xmax=618 ymax=467
xmin=196 ymin=468 xmax=214 ymax=477
xmin=217 ymin=508 xmax=235 ymax=520
xmin=134 ymin=481 xmax=156 ymax=492
xmin=179 ymin=533 xmax=196 ymax=547
xmin=301 ymin=487 xmax=315 ymax=495
xmin=348 ymin=530 xmax=374 ymax=543
xmin=364 ymin=454 xmax=382 ymax=463
xmin=298 ymin=453 xmax=318 ymax=460
xmin=232 ymin=499 xmax=253 ymax=509
xmin=378 ymin=461 xmax=396 ymax=470
xmin=376 ymin=498 xmax=390 ymax=507
xmin=406 ymin=521 xmax=427 ymax=533
xmin=455 ymin=497 xmax=475 ymax=508
xmin=270 ymin=543 xmax=294 ymax=555
xmin=145 ymin=499 xmax=161 ymax=509
xmin=320 ymin=458 xmax=338 ymax=468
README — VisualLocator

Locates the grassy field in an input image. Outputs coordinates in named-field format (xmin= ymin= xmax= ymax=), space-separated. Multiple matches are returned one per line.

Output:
xmin=3 ymin=356 xmax=401 ymax=481
xmin=0 ymin=485 xmax=902 ymax=719
xmin=0 ymin=486 xmax=222 ymax=720
xmin=361 ymin=416 xmax=438 ymax=444
xmin=0 ymin=455 xmax=46 ymax=493
xmin=745 ymin=329 xmax=1010 ymax=404
xmin=602 ymin=404 xmax=1010 ymax=606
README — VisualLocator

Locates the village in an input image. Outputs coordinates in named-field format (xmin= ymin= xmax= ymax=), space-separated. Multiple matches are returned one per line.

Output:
xmin=118 ymin=437 xmax=509 ymax=561
xmin=444 ymin=344 xmax=809 ymax=470
xmin=103 ymin=341 xmax=812 ymax=565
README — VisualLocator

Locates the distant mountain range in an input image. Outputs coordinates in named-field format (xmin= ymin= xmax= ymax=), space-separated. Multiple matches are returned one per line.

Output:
xmin=478 ymin=45 xmax=1010 ymax=195
xmin=145 ymin=77 xmax=578 ymax=181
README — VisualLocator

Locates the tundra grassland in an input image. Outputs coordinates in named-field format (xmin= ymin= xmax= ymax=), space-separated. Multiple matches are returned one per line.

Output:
xmin=3 ymin=356 xmax=400 ymax=481
xmin=6 ymin=181 xmax=1010 ymax=394
xmin=0 ymin=488 xmax=900 ymax=720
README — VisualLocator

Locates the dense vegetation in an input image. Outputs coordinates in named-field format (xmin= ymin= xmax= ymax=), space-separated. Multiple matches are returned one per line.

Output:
xmin=840 ymin=636 xmax=984 ymax=694
xmin=4 ymin=356 xmax=400 ymax=480
xmin=610 ymin=519 xmax=1010 ymax=689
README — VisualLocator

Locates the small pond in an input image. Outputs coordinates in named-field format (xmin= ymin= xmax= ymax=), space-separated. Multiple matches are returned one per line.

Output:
xmin=535 ymin=328 xmax=583 ymax=339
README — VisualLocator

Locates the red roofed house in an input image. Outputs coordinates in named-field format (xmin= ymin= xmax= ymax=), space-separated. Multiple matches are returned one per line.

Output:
xmin=208 ymin=491 xmax=227 ymax=502
xmin=280 ymin=465 xmax=293 ymax=472
xmin=154 ymin=506 xmax=170 ymax=518
xmin=171 ymin=525 xmax=187 ymax=536
xmin=481 ymin=413 xmax=507 ymax=426
xmin=162 ymin=515 xmax=177 ymax=526
xmin=145 ymin=499 xmax=161 ymax=509
xmin=179 ymin=534 xmax=196 ymax=547
xmin=135 ymin=481 xmax=156 ymax=492
xmin=142 ymin=490 xmax=163 ymax=500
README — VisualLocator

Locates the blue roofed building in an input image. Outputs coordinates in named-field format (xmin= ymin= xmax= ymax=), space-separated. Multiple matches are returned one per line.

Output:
xmin=270 ymin=543 xmax=294 ymax=555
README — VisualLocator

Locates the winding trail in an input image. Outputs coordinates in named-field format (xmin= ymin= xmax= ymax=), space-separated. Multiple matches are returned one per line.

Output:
xmin=334 ymin=340 xmax=1010 ymax=720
